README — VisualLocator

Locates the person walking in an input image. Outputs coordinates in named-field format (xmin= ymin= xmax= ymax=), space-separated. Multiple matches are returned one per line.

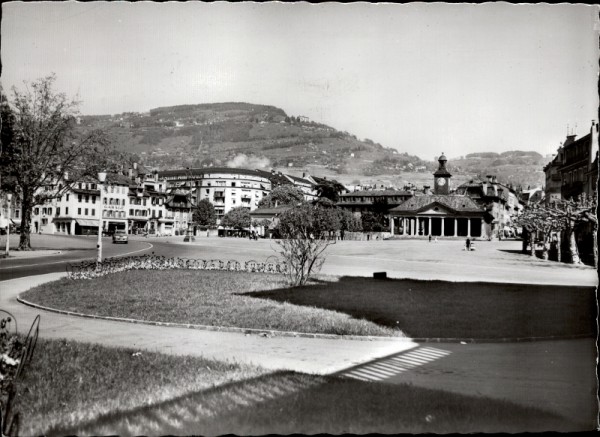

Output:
xmin=429 ymin=235 xmax=432 ymax=242
xmin=466 ymin=237 xmax=471 ymax=251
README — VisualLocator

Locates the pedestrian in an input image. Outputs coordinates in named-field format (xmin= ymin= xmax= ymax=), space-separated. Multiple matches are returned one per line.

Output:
xmin=428 ymin=235 xmax=432 ymax=242
xmin=466 ymin=237 xmax=471 ymax=251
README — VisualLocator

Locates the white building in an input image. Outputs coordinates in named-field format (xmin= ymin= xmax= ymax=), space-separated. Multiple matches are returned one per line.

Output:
xmin=158 ymin=168 xmax=272 ymax=224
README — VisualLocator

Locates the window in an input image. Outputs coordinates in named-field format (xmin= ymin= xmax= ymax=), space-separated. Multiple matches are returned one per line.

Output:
xmin=92 ymin=209 xmax=95 ymax=216
xmin=129 ymin=209 xmax=134 ymax=215
xmin=231 ymin=182 xmax=236 ymax=187
xmin=85 ymin=208 xmax=88 ymax=216
xmin=92 ymin=196 xmax=96 ymax=204
xmin=48 ymin=208 xmax=52 ymax=215
xmin=78 ymin=183 xmax=82 ymax=189
xmin=85 ymin=195 xmax=89 ymax=203
xmin=78 ymin=194 xmax=82 ymax=202
xmin=103 ymin=198 xmax=107 ymax=205
xmin=42 ymin=218 xmax=48 ymax=225
xmin=34 ymin=208 xmax=39 ymax=215
xmin=143 ymin=199 xmax=147 ymax=206
xmin=66 ymin=194 xmax=70 ymax=201
xmin=56 ymin=208 xmax=60 ymax=216
xmin=15 ymin=210 xmax=19 ymax=218
xmin=65 ymin=208 xmax=68 ymax=215
xmin=78 ymin=208 xmax=81 ymax=215
xmin=122 ymin=199 xmax=125 ymax=206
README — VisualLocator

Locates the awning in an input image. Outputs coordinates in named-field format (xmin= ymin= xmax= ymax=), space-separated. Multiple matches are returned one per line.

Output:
xmin=158 ymin=218 xmax=174 ymax=223
xmin=76 ymin=219 xmax=99 ymax=227
xmin=130 ymin=217 xmax=148 ymax=221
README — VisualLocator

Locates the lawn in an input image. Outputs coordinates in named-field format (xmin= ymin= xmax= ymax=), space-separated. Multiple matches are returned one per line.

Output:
xmin=21 ymin=271 xmax=596 ymax=339
xmin=11 ymin=337 xmax=267 ymax=436
xmin=56 ymin=371 xmax=586 ymax=435
xmin=251 ymin=276 xmax=597 ymax=339
xmin=21 ymin=270 xmax=400 ymax=337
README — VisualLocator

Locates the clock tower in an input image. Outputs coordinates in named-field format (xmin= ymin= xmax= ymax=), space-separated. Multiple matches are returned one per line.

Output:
xmin=433 ymin=153 xmax=452 ymax=195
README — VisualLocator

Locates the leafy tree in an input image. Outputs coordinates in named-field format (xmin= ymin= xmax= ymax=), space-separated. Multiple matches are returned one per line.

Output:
xmin=338 ymin=209 xmax=362 ymax=240
xmin=315 ymin=180 xmax=346 ymax=202
xmin=1 ymin=74 xmax=117 ymax=250
xmin=258 ymin=185 xmax=304 ymax=208
xmin=361 ymin=211 xmax=381 ymax=232
xmin=221 ymin=206 xmax=251 ymax=230
xmin=192 ymin=198 xmax=217 ymax=226
xmin=275 ymin=203 xmax=340 ymax=285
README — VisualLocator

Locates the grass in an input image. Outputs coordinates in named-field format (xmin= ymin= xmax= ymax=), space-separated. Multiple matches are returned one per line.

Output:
xmin=11 ymin=337 xmax=266 ymax=436
xmin=21 ymin=270 xmax=400 ymax=337
xmin=22 ymin=271 xmax=596 ymax=339
xmin=251 ymin=276 xmax=597 ymax=339
xmin=57 ymin=372 xmax=587 ymax=435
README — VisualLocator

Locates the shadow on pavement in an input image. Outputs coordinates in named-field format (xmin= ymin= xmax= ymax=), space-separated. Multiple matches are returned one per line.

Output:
xmin=51 ymin=353 xmax=589 ymax=436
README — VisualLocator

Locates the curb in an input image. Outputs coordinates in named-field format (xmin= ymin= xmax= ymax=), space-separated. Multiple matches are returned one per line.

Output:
xmin=16 ymin=296 xmax=595 ymax=344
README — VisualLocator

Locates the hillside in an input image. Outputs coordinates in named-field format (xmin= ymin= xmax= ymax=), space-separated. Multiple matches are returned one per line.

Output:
xmin=448 ymin=151 xmax=546 ymax=189
xmin=78 ymin=103 xmax=546 ymax=189
xmin=78 ymin=102 xmax=420 ymax=175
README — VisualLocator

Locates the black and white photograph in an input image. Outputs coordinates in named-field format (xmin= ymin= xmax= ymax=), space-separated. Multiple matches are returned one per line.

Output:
xmin=0 ymin=1 xmax=598 ymax=435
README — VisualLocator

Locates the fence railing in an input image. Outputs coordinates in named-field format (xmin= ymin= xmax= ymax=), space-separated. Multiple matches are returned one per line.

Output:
xmin=66 ymin=255 xmax=288 ymax=280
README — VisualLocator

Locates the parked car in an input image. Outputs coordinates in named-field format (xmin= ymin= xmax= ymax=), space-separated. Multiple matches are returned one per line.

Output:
xmin=112 ymin=230 xmax=128 ymax=244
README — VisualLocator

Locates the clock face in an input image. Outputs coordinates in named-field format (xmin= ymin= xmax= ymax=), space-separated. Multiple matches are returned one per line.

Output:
xmin=437 ymin=178 xmax=446 ymax=186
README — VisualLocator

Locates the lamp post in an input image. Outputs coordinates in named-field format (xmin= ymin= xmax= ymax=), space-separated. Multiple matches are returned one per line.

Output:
xmin=5 ymin=193 xmax=12 ymax=257
xmin=97 ymin=172 xmax=107 ymax=268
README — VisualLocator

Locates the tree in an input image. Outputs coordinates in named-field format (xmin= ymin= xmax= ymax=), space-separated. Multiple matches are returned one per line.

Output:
xmin=361 ymin=211 xmax=381 ymax=232
xmin=221 ymin=207 xmax=251 ymax=230
xmin=258 ymin=185 xmax=304 ymax=208
xmin=338 ymin=209 xmax=362 ymax=240
xmin=1 ymin=75 xmax=116 ymax=250
xmin=315 ymin=180 xmax=346 ymax=202
xmin=275 ymin=203 xmax=340 ymax=286
xmin=192 ymin=198 xmax=217 ymax=227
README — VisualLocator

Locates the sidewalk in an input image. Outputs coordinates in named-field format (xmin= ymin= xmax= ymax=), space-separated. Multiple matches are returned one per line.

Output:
xmin=1 ymin=249 xmax=62 ymax=259
xmin=2 ymin=273 xmax=415 ymax=375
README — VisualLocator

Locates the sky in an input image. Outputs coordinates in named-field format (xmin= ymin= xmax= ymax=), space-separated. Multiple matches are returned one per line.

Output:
xmin=1 ymin=2 xmax=598 ymax=160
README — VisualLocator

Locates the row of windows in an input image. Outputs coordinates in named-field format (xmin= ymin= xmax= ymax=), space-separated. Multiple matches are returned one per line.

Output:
xmin=562 ymin=167 xmax=586 ymax=185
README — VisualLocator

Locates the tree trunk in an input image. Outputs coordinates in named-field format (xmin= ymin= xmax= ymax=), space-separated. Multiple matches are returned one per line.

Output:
xmin=529 ymin=233 xmax=535 ymax=256
xmin=18 ymin=190 xmax=33 ymax=251
xmin=556 ymin=232 xmax=561 ymax=263
xmin=521 ymin=229 xmax=528 ymax=253
xmin=541 ymin=235 xmax=549 ymax=260
xmin=566 ymin=227 xmax=582 ymax=265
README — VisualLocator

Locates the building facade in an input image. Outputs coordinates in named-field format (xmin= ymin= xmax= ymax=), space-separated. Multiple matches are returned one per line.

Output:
xmin=455 ymin=176 xmax=523 ymax=238
xmin=389 ymin=154 xmax=487 ymax=238
xmin=543 ymin=121 xmax=599 ymax=202
xmin=158 ymin=168 xmax=272 ymax=224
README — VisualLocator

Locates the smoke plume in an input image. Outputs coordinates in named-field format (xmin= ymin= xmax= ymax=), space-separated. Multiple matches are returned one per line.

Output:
xmin=226 ymin=154 xmax=271 ymax=169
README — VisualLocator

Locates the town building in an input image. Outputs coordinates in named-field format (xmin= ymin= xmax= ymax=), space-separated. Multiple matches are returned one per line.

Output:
xmin=337 ymin=189 xmax=413 ymax=215
xmin=454 ymin=176 xmax=523 ymax=238
xmin=542 ymin=121 xmax=599 ymax=202
xmin=158 ymin=168 xmax=272 ymax=224
xmin=388 ymin=154 xmax=486 ymax=238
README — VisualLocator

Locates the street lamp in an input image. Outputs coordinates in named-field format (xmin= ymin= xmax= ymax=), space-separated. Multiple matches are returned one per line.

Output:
xmin=5 ymin=193 xmax=12 ymax=257
xmin=97 ymin=172 xmax=107 ymax=268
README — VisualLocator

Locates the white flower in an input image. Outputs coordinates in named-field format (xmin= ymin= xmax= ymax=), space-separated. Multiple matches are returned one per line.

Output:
xmin=0 ymin=353 xmax=19 ymax=367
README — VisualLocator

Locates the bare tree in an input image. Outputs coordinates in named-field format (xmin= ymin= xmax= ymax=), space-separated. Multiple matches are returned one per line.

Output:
xmin=275 ymin=203 xmax=340 ymax=285
xmin=1 ymin=74 xmax=116 ymax=250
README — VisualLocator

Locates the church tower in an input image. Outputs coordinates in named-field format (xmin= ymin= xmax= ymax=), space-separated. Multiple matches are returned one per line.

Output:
xmin=433 ymin=153 xmax=452 ymax=195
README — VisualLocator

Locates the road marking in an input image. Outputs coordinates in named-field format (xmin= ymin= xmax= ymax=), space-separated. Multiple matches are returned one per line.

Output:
xmin=0 ymin=243 xmax=153 ymax=270
xmin=340 ymin=346 xmax=451 ymax=382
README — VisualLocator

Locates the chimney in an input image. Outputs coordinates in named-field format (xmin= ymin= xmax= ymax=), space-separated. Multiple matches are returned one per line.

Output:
xmin=423 ymin=185 xmax=430 ymax=194
xmin=492 ymin=175 xmax=497 ymax=184
xmin=486 ymin=175 xmax=493 ymax=182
